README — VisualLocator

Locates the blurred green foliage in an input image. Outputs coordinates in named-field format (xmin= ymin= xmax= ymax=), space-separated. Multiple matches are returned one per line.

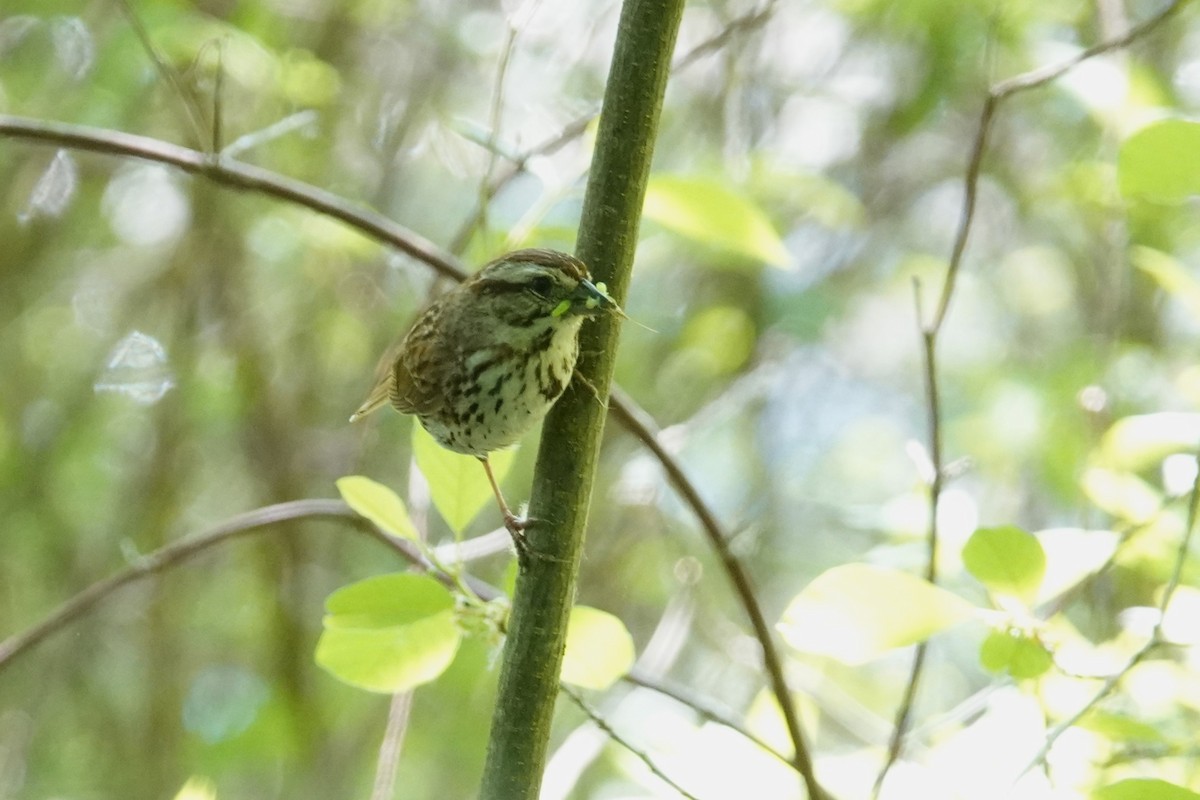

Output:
xmin=3 ymin=0 xmax=1200 ymax=798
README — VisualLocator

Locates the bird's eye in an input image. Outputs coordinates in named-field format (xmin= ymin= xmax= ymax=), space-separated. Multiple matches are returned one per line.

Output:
xmin=529 ymin=276 xmax=554 ymax=297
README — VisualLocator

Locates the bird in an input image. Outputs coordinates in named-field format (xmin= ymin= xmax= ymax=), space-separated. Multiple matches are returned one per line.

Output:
xmin=350 ymin=248 xmax=618 ymax=555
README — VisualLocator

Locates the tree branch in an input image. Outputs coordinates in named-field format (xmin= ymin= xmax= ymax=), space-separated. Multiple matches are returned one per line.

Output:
xmin=623 ymin=668 xmax=793 ymax=769
xmin=0 ymin=499 xmax=428 ymax=671
xmin=0 ymin=116 xmax=466 ymax=282
xmin=873 ymin=0 xmax=1191 ymax=792
xmin=559 ymin=683 xmax=700 ymax=800
xmin=610 ymin=387 xmax=821 ymax=793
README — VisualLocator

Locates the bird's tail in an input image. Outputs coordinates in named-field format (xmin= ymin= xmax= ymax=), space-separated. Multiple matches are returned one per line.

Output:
xmin=349 ymin=379 xmax=390 ymax=423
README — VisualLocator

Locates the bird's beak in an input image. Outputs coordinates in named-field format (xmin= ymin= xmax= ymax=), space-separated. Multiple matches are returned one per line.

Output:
xmin=568 ymin=279 xmax=619 ymax=317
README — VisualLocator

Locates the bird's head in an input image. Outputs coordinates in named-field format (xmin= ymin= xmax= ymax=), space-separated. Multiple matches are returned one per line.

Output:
xmin=469 ymin=249 xmax=619 ymax=328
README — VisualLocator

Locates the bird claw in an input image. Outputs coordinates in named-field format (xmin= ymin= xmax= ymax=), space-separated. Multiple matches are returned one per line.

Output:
xmin=503 ymin=512 xmax=531 ymax=532
xmin=503 ymin=514 xmax=565 ymax=567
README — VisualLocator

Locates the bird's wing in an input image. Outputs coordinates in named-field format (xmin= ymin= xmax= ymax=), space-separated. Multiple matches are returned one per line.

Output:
xmin=350 ymin=299 xmax=452 ymax=422
xmin=391 ymin=327 xmax=446 ymax=417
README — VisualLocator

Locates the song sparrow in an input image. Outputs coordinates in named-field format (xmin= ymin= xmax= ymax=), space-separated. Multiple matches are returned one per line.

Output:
xmin=351 ymin=248 xmax=618 ymax=550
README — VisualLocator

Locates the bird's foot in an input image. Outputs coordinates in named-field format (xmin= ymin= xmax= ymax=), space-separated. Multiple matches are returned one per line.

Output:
xmin=502 ymin=513 xmax=566 ymax=568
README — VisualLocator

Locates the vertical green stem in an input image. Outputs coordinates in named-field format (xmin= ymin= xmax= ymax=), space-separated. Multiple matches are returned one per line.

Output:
xmin=478 ymin=0 xmax=684 ymax=796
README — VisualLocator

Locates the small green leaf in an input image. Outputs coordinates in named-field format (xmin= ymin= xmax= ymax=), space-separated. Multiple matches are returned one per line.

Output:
xmin=1035 ymin=528 xmax=1120 ymax=604
xmin=1118 ymin=119 xmax=1200 ymax=203
xmin=1097 ymin=412 xmax=1200 ymax=472
xmin=643 ymin=174 xmax=790 ymax=267
xmin=315 ymin=573 xmax=461 ymax=693
xmin=1081 ymin=468 xmax=1162 ymax=524
xmin=962 ymin=526 xmax=1046 ymax=605
xmin=979 ymin=629 xmax=1052 ymax=679
xmin=1132 ymin=246 xmax=1200 ymax=318
xmin=561 ymin=606 xmax=635 ymax=690
xmin=173 ymin=777 xmax=217 ymax=800
xmin=778 ymin=564 xmax=977 ymax=663
xmin=336 ymin=475 xmax=418 ymax=540
xmin=1094 ymin=779 xmax=1200 ymax=800
xmin=1079 ymin=710 xmax=1167 ymax=744
xmin=1162 ymin=585 xmax=1200 ymax=645
xmin=412 ymin=425 xmax=516 ymax=534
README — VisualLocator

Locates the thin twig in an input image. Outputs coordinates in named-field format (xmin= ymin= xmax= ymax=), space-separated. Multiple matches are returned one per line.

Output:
xmin=448 ymin=111 xmax=596 ymax=255
xmin=0 ymin=116 xmax=466 ymax=282
xmin=929 ymin=0 xmax=1189 ymax=331
xmin=872 ymin=1 xmax=1191 ymax=793
xmin=0 ymin=499 xmax=482 ymax=671
xmin=990 ymin=0 xmax=1189 ymax=99
xmin=212 ymin=38 xmax=224 ymax=153
xmin=1017 ymin=447 xmax=1200 ymax=780
xmin=221 ymin=111 xmax=320 ymax=159
xmin=559 ymin=684 xmax=700 ymax=800
xmin=115 ymin=0 xmax=208 ymax=149
xmin=623 ymin=669 xmax=793 ymax=769
xmin=473 ymin=0 xmax=531 ymax=246
xmin=446 ymin=0 xmax=779 ymax=255
xmin=928 ymin=95 xmax=997 ymax=332
xmin=608 ymin=387 xmax=823 ymax=799
xmin=371 ymin=692 xmax=414 ymax=800
xmin=671 ymin=0 xmax=777 ymax=72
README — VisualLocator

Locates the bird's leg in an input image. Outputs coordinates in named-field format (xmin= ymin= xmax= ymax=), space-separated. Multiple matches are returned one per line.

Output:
xmin=477 ymin=457 xmax=564 ymax=568
xmin=478 ymin=456 xmax=532 ymax=563
xmin=570 ymin=369 xmax=607 ymax=409
xmin=479 ymin=455 xmax=526 ymax=530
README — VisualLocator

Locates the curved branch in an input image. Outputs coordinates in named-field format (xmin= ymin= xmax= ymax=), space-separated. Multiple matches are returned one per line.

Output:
xmin=928 ymin=0 xmax=1189 ymax=332
xmin=0 ymin=116 xmax=466 ymax=282
xmin=623 ymin=668 xmax=793 ymax=769
xmin=0 ymin=499 xmax=453 ymax=672
xmin=559 ymin=683 xmax=700 ymax=800
xmin=609 ymin=388 xmax=820 ymax=794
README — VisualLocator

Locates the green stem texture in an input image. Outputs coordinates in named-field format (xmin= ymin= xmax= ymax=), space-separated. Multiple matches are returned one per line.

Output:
xmin=478 ymin=0 xmax=685 ymax=796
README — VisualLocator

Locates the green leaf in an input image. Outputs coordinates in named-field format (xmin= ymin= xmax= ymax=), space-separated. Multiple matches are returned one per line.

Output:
xmin=412 ymin=424 xmax=516 ymax=534
xmin=1079 ymin=710 xmax=1168 ymax=744
xmin=1132 ymin=246 xmax=1200 ymax=318
xmin=1118 ymin=119 xmax=1200 ymax=203
xmin=1035 ymin=528 xmax=1120 ymax=604
xmin=561 ymin=606 xmax=635 ymax=690
xmin=1097 ymin=412 xmax=1200 ymax=472
xmin=336 ymin=475 xmax=419 ymax=540
xmin=962 ymin=526 xmax=1046 ymax=605
xmin=1081 ymin=468 xmax=1162 ymax=524
xmin=643 ymin=174 xmax=790 ymax=267
xmin=978 ymin=629 xmax=1052 ymax=679
xmin=315 ymin=573 xmax=461 ymax=693
xmin=1094 ymin=779 xmax=1200 ymax=800
xmin=173 ymin=777 xmax=217 ymax=800
xmin=777 ymin=564 xmax=978 ymax=663
xmin=1162 ymin=585 xmax=1200 ymax=645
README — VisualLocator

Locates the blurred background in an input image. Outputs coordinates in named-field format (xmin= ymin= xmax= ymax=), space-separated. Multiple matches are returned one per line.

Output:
xmin=2 ymin=0 xmax=1200 ymax=797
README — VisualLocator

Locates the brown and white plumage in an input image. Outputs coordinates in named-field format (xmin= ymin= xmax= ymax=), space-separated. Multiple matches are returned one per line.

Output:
xmin=351 ymin=248 xmax=611 ymax=452
xmin=350 ymin=249 xmax=616 ymax=549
